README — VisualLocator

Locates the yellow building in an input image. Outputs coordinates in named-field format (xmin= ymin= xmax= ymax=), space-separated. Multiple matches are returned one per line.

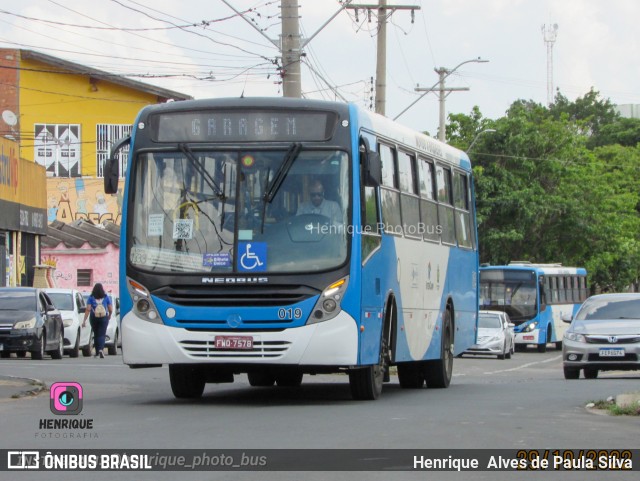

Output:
xmin=0 ymin=49 xmax=191 ymax=285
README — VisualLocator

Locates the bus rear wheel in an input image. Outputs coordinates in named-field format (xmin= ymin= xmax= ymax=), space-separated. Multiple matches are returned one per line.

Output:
xmin=423 ymin=308 xmax=453 ymax=389
xmin=169 ymin=365 xmax=205 ymax=399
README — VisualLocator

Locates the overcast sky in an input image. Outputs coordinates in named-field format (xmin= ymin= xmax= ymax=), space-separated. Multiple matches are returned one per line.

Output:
xmin=3 ymin=0 xmax=639 ymax=138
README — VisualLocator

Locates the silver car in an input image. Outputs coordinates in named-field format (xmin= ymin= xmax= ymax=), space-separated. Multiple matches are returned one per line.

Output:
xmin=562 ymin=293 xmax=640 ymax=379
xmin=464 ymin=310 xmax=515 ymax=359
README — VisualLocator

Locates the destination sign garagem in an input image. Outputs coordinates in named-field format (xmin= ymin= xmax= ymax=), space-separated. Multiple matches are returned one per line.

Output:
xmin=150 ymin=110 xmax=337 ymax=142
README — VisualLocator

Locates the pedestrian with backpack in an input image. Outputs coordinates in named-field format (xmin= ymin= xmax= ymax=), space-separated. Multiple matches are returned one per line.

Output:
xmin=82 ymin=282 xmax=113 ymax=358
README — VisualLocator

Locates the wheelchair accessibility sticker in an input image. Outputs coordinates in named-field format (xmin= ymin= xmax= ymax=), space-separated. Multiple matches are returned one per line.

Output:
xmin=237 ymin=242 xmax=267 ymax=272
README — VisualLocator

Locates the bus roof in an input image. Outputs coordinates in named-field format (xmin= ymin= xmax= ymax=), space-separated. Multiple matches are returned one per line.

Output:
xmin=480 ymin=264 xmax=587 ymax=276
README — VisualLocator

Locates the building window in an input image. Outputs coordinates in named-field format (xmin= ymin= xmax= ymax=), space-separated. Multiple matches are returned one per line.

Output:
xmin=77 ymin=269 xmax=92 ymax=287
xmin=34 ymin=124 xmax=81 ymax=177
xmin=97 ymin=124 xmax=132 ymax=178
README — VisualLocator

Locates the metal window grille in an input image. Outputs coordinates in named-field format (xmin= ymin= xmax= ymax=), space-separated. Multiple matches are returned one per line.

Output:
xmin=96 ymin=124 xmax=132 ymax=178
xmin=77 ymin=269 xmax=92 ymax=287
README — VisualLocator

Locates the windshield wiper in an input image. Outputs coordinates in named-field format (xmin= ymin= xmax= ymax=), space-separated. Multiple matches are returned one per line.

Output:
xmin=178 ymin=143 xmax=225 ymax=200
xmin=263 ymin=142 xmax=302 ymax=203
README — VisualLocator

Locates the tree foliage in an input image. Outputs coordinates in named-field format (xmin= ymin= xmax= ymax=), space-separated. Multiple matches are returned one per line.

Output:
xmin=448 ymin=91 xmax=640 ymax=292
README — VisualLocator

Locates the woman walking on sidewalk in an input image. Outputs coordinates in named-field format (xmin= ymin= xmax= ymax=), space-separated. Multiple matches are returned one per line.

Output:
xmin=82 ymin=282 xmax=113 ymax=358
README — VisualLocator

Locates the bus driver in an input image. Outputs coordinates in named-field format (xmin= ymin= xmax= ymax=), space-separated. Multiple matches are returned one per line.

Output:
xmin=296 ymin=179 xmax=343 ymax=225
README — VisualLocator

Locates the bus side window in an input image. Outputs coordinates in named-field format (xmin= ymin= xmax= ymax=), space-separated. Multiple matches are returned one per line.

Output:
xmin=539 ymin=276 xmax=547 ymax=311
xmin=550 ymin=276 xmax=558 ymax=304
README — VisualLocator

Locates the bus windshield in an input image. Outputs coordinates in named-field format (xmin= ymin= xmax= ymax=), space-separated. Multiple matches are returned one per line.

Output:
xmin=479 ymin=270 xmax=538 ymax=322
xmin=128 ymin=147 xmax=350 ymax=274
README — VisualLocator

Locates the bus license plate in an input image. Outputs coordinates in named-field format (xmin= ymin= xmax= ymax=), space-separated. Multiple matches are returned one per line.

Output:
xmin=599 ymin=348 xmax=624 ymax=357
xmin=214 ymin=336 xmax=253 ymax=350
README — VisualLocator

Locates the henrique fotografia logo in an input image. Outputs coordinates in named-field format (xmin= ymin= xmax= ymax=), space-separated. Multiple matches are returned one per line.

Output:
xmin=50 ymin=382 xmax=83 ymax=415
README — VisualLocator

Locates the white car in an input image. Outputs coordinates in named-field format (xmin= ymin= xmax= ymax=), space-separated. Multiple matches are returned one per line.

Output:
xmin=464 ymin=310 xmax=516 ymax=359
xmin=82 ymin=292 xmax=121 ymax=355
xmin=45 ymin=288 xmax=92 ymax=357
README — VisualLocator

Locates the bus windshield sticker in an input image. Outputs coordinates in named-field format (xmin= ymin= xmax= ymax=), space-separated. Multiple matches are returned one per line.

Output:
xmin=238 ymin=229 xmax=253 ymax=241
xmin=147 ymin=214 xmax=164 ymax=237
xmin=172 ymin=219 xmax=194 ymax=240
xmin=203 ymin=252 xmax=231 ymax=268
xmin=237 ymin=242 xmax=267 ymax=272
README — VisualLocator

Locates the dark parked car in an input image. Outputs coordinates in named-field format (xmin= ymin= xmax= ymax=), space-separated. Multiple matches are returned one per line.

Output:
xmin=0 ymin=287 xmax=64 ymax=360
xmin=562 ymin=293 xmax=640 ymax=379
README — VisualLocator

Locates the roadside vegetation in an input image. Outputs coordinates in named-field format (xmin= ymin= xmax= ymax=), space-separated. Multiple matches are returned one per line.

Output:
xmin=444 ymin=89 xmax=640 ymax=293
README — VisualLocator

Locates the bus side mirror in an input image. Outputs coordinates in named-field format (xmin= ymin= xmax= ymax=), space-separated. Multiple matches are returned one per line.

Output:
xmin=104 ymin=157 xmax=119 ymax=194
xmin=104 ymin=136 xmax=131 ymax=194
xmin=360 ymin=138 xmax=381 ymax=187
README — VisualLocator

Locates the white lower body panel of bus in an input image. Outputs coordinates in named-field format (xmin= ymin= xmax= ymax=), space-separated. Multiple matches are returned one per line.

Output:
xmin=514 ymin=330 xmax=541 ymax=345
xmin=122 ymin=311 xmax=358 ymax=366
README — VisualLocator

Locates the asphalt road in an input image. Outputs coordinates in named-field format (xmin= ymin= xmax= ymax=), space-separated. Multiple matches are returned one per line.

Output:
xmin=0 ymin=347 xmax=638 ymax=481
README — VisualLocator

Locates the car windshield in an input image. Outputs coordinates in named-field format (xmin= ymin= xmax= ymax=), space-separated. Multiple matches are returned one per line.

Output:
xmin=575 ymin=297 xmax=640 ymax=320
xmin=128 ymin=148 xmax=350 ymax=274
xmin=47 ymin=293 xmax=74 ymax=311
xmin=0 ymin=291 xmax=36 ymax=311
xmin=478 ymin=314 xmax=502 ymax=329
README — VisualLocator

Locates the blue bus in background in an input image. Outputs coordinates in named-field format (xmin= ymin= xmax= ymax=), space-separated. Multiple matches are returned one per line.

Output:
xmin=480 ymin=263 xmax=588 ymax=352
xmin=104 ymin=97 xmax=479 ymax=400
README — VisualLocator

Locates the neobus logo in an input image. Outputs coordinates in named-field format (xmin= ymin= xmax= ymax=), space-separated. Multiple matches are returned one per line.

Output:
xmin=202 ymin=277 xmax=269 ymax=284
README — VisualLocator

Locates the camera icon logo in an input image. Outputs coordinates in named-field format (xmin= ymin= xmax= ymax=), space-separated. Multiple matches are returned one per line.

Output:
xmin=50 ymin=382 xmax=83 ymax=415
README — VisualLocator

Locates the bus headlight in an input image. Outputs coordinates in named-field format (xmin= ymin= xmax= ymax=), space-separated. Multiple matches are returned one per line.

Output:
xmin=126 ymin=277 xmax=162 ymax=324
xmin=522 ymin=321 xmax=538 ymax=332
xmin=308 ymin=276 xmax=349 ymax=325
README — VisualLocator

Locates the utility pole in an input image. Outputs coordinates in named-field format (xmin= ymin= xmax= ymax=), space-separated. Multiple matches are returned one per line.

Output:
xmin=281 ymin=0 xmax=302 ymax=98
xmin=395 ymin=58 xmax=488 ymax=142
xmin=345 ymin=2 xmax=420 ymax=116
xmin=542 ymin=23 xmax=558 ymax=106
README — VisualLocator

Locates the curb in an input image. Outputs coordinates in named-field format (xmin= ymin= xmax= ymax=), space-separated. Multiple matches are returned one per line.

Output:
xmin=3 ymin=376 xmax=47 ymax=400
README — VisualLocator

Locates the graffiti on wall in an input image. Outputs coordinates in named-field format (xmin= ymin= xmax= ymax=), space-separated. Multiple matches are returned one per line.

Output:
xmin=47 ymin=178 xmax=124 ymax=225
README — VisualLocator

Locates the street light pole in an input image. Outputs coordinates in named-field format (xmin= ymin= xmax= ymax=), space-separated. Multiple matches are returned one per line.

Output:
xmin=394 ymin=57 xmax=488 ymax=141
xmin=467 ymin=128 xmax=496 ymax=153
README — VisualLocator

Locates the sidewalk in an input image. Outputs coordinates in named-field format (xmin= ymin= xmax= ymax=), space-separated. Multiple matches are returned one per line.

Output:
xmin=0 ymin=375 xmax=46 ymax=400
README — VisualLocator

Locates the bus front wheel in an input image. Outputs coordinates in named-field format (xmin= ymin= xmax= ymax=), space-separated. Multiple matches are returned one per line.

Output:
xmin=169 ymin=364 xmax=205 ymax=399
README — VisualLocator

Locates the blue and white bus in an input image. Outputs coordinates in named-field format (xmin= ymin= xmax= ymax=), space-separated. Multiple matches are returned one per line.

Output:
xmin=479 ymin=263 xmax=588 ymax=352
xmin=104 ymin=97 xmax=479 ymax=400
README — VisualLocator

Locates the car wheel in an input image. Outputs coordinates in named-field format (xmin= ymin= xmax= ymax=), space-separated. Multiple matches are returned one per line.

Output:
xmin=563 ymin=366 xmax=580 ymax=379
xmin=583 ymin=368 xmax=599 ymax=379
xmin=50 ymin=329 xmax=64 ymax=360
xmin=82 ymin=331 xmax=93 ymax=357
xmin=0 ymin=351 xmax=10 ymax=358
xmin=31 ymin=330 xmax=45 ymax=360
xmin=16 ymin=351 xmax=26 ymax=358
xmin=107 ymin=330 xmax=118 ymax=356
xmin=69 ymin=329 xmax=80 ymax=358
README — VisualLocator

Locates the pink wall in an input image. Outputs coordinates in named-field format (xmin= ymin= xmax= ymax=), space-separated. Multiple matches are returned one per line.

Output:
xmin=41 ymin=243 xmax=119 ymax=296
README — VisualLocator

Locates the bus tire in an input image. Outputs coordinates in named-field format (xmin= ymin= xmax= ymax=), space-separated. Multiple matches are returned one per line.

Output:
xmin=397 ymin=362 xmax=425 ymax=389
xmin=169 ymin=364 xmax=205 ymax=399
xmin=349 ymin=300 xmax=393 ymax=400
xmin=423 ymin=308 xmax=453 ymax=389
xmin=247 ymin=371 xmax=276 ymax=387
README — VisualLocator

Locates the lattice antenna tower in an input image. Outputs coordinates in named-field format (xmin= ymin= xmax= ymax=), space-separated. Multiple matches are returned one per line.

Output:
xmin=542 ymin=23 xmax=558 ymax=105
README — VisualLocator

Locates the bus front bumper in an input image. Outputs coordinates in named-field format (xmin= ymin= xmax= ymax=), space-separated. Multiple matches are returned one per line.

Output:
xmin=514 ymin=330 xmax=540 ymax=345
xmin=122 ymin=311 xmax=359 ymax=367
